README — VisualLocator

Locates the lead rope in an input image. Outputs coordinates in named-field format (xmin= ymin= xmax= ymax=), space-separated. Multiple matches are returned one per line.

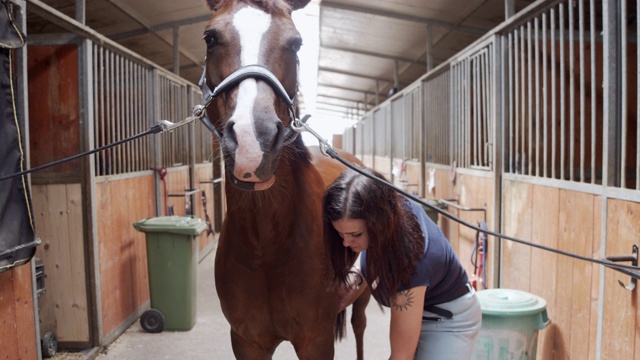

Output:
xmin=290 ymin=118 xmax=640 ymax=277
xmin=0 ymin=111 xmax=202 ymax=183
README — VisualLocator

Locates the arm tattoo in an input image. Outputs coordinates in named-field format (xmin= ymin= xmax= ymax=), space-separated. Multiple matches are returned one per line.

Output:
xmin=390 ymin=290 xmax=415 ymax=311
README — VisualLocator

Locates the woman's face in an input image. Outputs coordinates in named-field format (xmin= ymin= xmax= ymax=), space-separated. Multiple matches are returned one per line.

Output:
xmin=332 ymin=218 xmax=369 ymax=252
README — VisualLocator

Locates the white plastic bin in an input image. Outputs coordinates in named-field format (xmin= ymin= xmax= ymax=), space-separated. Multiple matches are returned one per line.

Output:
xmin=473 ymin=288 xmax=550 ymax=360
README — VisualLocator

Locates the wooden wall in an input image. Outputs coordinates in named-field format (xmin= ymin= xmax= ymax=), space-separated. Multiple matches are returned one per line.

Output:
xmin=163 ymin=166 xmax=189 ymax=217
xmin=194 ymin=164 xmax=216 ymax=253
xmin=27 ymin=45 xmax=80 ymax=177
xmin=601 ymin=199 xmax=640 ymax=360
xmin=447 ymin=173 xmax=495 ymax=289
xmin=361 ymin=155 xmax=374 ymax=169
xmin=372 ymin=155 xmax=392 ymax=181
xmin=96 ymin=175 xmax=154 ymax=338
xmin=31 ymin=183 xmax=89 ymax=345
xmin=0 ymin=264 xmax=37 ymax=360
xmin=501 ymin=180 xmax=603 ymax=360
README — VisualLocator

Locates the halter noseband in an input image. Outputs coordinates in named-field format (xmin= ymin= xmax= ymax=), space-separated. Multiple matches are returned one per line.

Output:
xmin=197 ymin=64 xmax=300 ymax=145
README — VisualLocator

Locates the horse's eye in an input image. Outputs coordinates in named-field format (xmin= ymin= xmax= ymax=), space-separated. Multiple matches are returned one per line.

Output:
xmin=204 ymin=33 xmax=218 ymax=49
xmin=289 ymin=38 xmax=303 ymax=53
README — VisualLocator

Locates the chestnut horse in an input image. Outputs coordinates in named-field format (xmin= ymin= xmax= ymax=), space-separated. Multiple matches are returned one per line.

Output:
xmin=200 ymin=0 xmax=370 ymax=359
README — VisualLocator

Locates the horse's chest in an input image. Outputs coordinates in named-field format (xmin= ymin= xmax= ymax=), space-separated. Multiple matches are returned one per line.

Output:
xmin=221 ymin=227 xmax=318 ymax=262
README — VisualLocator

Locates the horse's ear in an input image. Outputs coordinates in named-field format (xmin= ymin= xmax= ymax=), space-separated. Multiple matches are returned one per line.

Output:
xmin=286 ymin=0 xmax=311 ymax=11
xmin=206 ymin=0 xmax=223 ymax=11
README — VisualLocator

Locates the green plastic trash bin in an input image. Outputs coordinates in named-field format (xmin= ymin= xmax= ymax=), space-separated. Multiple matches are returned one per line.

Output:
xmin=473 ymin=288 xmax=550 ymax=360
xmin=133 ymin=216 xmax=207 ymax=333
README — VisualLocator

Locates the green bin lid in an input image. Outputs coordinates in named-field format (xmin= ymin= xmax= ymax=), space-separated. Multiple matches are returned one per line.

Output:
xmin=476 ymin=288 xmax=547 ymax=316
xmin=133 ymin=216 xmax=207 ymax=236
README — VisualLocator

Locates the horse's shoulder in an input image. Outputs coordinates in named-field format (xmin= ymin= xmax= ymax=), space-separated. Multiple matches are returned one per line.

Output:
xmin=307 ymin=146 xmax=363 ymax=188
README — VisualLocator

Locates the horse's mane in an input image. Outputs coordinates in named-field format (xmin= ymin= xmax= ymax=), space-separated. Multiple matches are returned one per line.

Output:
xmin=289 ymin=134 xmax=310 ymax=162
xmin=207 ymin=0 xmax=292 ymax=15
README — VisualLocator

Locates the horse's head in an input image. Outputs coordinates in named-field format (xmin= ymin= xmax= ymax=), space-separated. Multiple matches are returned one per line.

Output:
xmin=201 ymin=0 xmax=310 ymax=191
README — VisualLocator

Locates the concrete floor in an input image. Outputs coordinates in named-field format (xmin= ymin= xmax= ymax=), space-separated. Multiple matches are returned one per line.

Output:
xmin=90 ymin=243 xmax=392 ymax=360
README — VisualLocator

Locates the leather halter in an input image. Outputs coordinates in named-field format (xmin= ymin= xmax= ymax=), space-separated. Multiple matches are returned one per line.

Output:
xmin=197 ymin=64 xmax=300 ymax=145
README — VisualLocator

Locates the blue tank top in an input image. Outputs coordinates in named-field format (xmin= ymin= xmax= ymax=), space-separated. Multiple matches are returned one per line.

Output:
xmin=360 ymin=199 xmax=469 ymax=307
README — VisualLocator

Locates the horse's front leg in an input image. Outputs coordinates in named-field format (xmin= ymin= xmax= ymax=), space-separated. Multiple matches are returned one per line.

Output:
xmin=230 ymin=329 xmax=281 ymax=360
xmin=351 ymin=287 xmax=371 ymax=360
xmin=291 ymin=329 xmax=336 ymax=360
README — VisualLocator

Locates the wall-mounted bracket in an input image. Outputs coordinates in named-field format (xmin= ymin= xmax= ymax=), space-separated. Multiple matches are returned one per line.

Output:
xmin=605 ymin=244 xmax=638 ymax=291
xmin=168 ymin=189 xmax=202 ymax=216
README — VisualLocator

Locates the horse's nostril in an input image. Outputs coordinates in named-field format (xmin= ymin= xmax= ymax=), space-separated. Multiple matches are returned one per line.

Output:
xmin=223 ymin=121 xmax=238 ymax=153
xmin=242 ymin=172 xmax=252 ymax=179
xmin=269 ymin=122 xmax=284 ymax=153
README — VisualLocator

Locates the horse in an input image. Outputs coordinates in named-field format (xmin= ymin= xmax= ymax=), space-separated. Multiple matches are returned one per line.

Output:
xmin=200 ymin=0 xmax=370 ymax=359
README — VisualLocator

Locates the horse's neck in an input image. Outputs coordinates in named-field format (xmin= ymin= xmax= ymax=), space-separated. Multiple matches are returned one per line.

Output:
xmin=223 ymin=148 xmax=325 ymax=259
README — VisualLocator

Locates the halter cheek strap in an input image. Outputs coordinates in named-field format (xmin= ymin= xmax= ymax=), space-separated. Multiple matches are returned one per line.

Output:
xmin=198 ymin=64 xmax=300 ymax=144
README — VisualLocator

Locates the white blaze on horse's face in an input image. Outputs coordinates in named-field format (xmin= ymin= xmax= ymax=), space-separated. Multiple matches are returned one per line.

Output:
xmin=204 ymin=0 xmax=309 ymax=191
xmin=229 ymin=7 xmax=274 ymax=188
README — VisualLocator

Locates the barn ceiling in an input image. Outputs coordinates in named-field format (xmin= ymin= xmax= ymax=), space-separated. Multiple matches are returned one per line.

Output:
xmin=25 ymin=0 xmax=534 ymax=126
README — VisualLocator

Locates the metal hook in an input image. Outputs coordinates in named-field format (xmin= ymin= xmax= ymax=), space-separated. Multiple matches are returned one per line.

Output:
xmin=606 ymin=244 xmax=638 ymax=291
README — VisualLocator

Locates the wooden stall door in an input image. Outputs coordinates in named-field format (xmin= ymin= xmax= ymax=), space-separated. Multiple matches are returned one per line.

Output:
xmin=501 ymin=181 xmax=602 ymax=360
xmin=96 ymin=174 xmax=154 ymax=340
xmin=601 ymin=199 xmax=640 ymax=360
xmin=31 ymin=184 xmax=90 ymax=345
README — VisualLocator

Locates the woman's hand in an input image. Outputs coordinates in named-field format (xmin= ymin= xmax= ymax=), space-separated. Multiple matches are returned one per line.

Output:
xmin=389 ymin=285 xmax=427 ymax=360
xmin=337 ymin=267 xmax=367 ymax=312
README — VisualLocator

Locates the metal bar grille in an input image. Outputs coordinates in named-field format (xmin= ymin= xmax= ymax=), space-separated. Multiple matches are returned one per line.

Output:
xmin=451 ymin=42 xmax=494 ymax=171
xmin=157 ymin=74 xmax=189 ymax=168
xmin=411 ymin=87 xmax=421 ymax=159
xmin=374 ymin=108 xmax=387 ymax=157
xmin=424 ymin=69 xmax=451 ymax=165
xmin=346 ymin=0 xmax=638 ymax=191
xmin=391 ymin=97 xmax=406 ymax=159
xmin=343 ymin=126 xmax=354 ymax=153
xmin=362 ymin=114 xmax=373 ymax=155
xmin=192 ymin=87 xmax=211 ymax=164
xmin=92 ymin=44 xmax=152 ymax=176
xmin=503 ymin=0 xmax=607 ymax=185
xmin=355 ymin=121 xmax=363 ymax=158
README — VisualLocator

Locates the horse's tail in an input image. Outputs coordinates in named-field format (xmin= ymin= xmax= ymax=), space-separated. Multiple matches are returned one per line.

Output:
xmin=334 ymin=309 xmax=347 ymax=341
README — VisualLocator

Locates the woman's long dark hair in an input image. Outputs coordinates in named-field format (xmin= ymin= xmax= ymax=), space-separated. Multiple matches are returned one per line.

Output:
xmin=322 ymin=168 xmax=424 ymax=305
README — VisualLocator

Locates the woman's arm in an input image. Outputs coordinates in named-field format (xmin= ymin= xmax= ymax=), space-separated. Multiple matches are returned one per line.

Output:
xmin=388 ymin=285 xmax=427 ymax=360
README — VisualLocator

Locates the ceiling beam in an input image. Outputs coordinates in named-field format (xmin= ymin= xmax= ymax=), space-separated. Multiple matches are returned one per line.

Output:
xmin=317 ymin=83 xmax=384 ymax=98
xmin=317 ymin=101 xmax=363 ymax=109
xmin=317 ymin=94 xmax=366 ymax=103
xmin=318 ymin=83 xmax=376 ymax=95
xmin=321 ymin=1 xmax=487 ymax=35
xmin=319 ymin=66 xmax=403 ymax=84
xmin=321 ymin=45 xmax=427 ymax=65
xmin=317 ymin=94 xmax=374 ymax=107
xmin=317 ymin=105 xmax=364 ymax=116
xmin=106 ymin=0 xmax=202 ymax=69
xmin=316 ymin=107 xmax=350 ymax=115
xmin=109 ymin=14 xmax=212 ymax=40
xmin=26 ymin=0 xmax=167 ymax=69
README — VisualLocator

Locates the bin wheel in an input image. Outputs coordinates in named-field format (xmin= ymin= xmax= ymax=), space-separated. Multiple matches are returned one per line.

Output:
xmin=41 ymin=331 xmax=58 ymax=358
xmin=140 ymin=309 xmax=165 ymax=333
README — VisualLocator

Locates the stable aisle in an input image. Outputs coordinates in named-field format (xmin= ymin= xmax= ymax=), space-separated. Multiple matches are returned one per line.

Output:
xmin=93 ymin=244 xmax=391 ymax=360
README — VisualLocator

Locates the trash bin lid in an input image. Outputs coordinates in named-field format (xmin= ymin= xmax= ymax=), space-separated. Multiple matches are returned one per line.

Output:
xmin=476 ymin=288 xmax=547 ymax=316
xmin=133 ymin=216 xmax=207 ymax=236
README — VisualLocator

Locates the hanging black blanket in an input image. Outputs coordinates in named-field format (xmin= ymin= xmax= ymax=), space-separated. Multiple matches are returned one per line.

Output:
xmin=0 ymin=0 xmax=37 ymax=273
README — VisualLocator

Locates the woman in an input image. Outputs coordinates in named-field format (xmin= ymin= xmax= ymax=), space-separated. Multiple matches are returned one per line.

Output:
xmin=323 ymin=168 xmax=482 ymax=360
